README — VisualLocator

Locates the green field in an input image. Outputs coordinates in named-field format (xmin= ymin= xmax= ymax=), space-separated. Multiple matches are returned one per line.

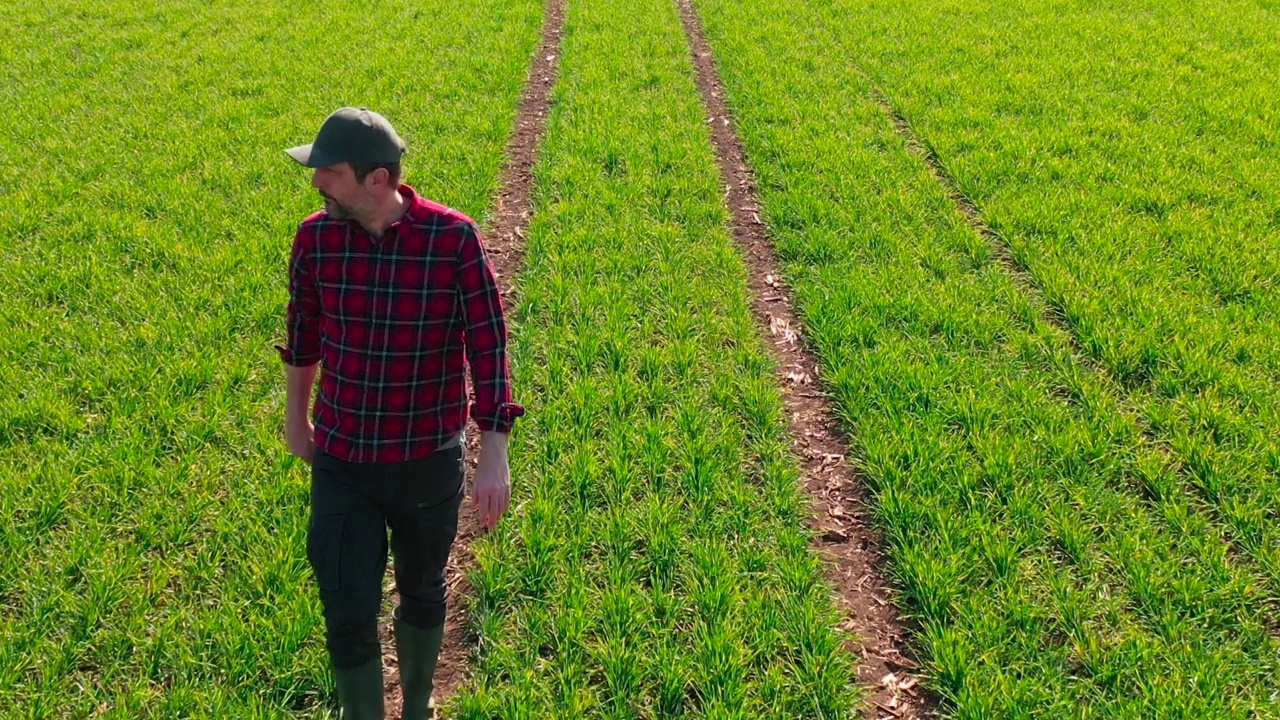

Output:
xmin=692 ymin=0 xmax=1280 ymax=714
xmin=0 ymin=0 xmax=543 ymax=715
xmin=454 ymin=0 xmax=852 ymax=714
xmin=814 ymin=0 xmax=1280 ymax=595
xmin=3 ymin=0 xmax=1279 ymax=717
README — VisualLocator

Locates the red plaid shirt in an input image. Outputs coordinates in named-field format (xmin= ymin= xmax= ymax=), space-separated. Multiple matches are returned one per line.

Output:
xmin=278 ymin=184 xmax=523 ymax=463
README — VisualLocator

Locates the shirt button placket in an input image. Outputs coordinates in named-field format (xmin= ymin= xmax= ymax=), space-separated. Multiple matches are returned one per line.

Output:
xmin=382 ymin=232 xmax=402 ymax=460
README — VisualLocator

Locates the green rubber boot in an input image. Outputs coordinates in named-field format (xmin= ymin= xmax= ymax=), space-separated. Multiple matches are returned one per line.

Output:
xmin=334 ymin=657 xmax=385 ymax=720
xmin=395 ymin=617 xmax=445 ymax=719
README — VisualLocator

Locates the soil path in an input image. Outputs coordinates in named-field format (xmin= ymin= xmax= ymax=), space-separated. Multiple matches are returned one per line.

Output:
xmin=674 ymin=1 xmax=936 ymax=716
xmin=381 ymin=0 xmax=566 ymax=715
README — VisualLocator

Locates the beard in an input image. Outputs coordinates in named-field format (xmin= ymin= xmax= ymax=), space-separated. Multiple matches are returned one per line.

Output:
xmin=320 ymin=193 xmax=352 ymax=219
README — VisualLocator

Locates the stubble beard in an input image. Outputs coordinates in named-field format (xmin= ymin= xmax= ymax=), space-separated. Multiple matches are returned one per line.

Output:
xmin=321 ymin=194 xmax=351 ymax=220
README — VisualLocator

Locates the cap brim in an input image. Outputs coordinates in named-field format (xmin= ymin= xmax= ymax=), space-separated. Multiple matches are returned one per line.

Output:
xmin=285 ymin=144 xmax=325 ymax=167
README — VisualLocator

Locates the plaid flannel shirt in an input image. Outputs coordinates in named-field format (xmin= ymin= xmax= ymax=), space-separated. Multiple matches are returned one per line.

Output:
xmin=278 ymin=184 xmax=523 ymax=463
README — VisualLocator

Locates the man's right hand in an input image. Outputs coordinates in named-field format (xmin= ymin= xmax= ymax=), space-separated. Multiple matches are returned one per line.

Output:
xmin=285 ymin=415 xmax=316 ymax=465
xmin=283 ymin=362 xmax=320 ymax=465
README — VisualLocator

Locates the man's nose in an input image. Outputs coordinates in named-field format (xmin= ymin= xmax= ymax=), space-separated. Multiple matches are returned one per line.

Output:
xmin=310 ymin=170 xmax=321 ymax=189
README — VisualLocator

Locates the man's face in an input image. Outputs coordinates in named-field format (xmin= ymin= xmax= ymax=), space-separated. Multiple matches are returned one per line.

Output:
xmin=311 ymin=163 xmax=372 ymax=220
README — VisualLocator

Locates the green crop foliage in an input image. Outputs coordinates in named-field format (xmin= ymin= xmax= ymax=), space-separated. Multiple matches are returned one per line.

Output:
xmin=692 ymin=0 xmax=1280 ymax=715
xmin=451 ymin=0 xmax=856 ymax=716
xmin=812 ymin=0 xmax=1280 ymax=591
xmin=0 ymin=0 xmax=543 ymax=715
xmin=9 ymin=0 xmax=1279 ymax=715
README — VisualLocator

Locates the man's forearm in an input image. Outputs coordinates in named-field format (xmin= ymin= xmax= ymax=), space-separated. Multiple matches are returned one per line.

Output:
xmin=479 ymin=430 xmax=509 ymax=454
xmin=285 ymin=362 xmax=319 ymax=421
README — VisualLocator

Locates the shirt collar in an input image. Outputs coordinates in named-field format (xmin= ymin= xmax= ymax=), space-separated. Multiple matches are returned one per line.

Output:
xmin=386 ymin=184 xmax=425 ymax=237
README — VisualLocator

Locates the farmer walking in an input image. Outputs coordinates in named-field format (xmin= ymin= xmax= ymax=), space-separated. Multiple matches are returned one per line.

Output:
xmin=278 ymin=107 xmax=523 ymax=719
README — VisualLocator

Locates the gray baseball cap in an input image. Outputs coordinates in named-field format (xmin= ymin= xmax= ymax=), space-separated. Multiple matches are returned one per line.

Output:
xmin=286 ymin=107 xmax=407 ymax=167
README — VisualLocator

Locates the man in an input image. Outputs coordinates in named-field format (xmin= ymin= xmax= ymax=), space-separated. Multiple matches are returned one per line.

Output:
xmin=278 ymin=107 xmax=523 ymax=719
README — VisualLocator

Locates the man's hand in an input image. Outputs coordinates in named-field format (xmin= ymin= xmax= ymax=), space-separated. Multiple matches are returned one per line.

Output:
xmin=284 ymin=362 xmax=319 ymax=465
xmin=285 ymin=414 xmax=316 ymax=465
xmin=472 ymin=431 xmax=511 ymax=530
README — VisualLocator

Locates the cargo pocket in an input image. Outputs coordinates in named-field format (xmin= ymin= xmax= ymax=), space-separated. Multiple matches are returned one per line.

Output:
xmin=307 ymin=509 xmax=345 ymax=593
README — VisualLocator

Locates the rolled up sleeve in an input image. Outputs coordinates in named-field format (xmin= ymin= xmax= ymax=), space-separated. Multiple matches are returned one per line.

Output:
xmin=456 ymin=222 xmax=524 ymax=433
xmin=277 ymin=225 xmax=322 ymax=367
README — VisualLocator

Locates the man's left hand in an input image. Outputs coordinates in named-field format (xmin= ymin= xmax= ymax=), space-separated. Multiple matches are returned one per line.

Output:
xmin=472 ymin=431 xmax=512 ymax=530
